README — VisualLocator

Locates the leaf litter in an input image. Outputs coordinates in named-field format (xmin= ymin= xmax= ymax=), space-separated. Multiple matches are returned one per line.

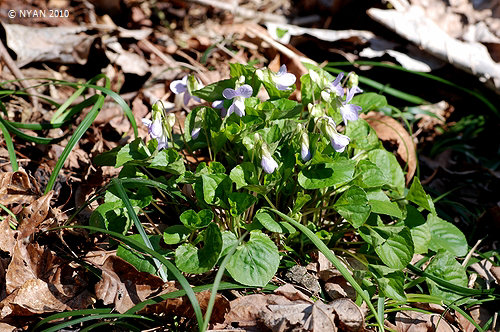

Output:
xmin=0 ymin=0 xmax=499 ymax=330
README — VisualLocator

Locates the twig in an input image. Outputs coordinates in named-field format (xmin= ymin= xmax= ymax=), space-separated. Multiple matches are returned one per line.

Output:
xmin=462 ymin=238 xmax=483 ymax=267
xmin=184 ymin=0 xmax=288 ymax=24
xmin=0 ymin=39 xmax=39 ymax=111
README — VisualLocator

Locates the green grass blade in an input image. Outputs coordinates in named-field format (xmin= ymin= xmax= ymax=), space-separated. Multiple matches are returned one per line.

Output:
xmin=326 ymin=61 xmax=498 ymax=116
xmin=50 ymin=85 xmax=86 ymax=124
xmin=33 ymin=308 xmax=112 ymax=331
xmin=0 ymin=116 xmax=57 ymax=144
xmin=44 ymin=94 xmax=105 ymax=194
xmin=201 ymin=233 xmax=246 ymax=332
xmin=407 ymin=264 xmax=496 ymax=296
xmin=54 ymin=225 xmax=204 ymax=331
xmin=39 ymin=313 xmax=153 ymax=332
xmin=324 ymin=66 xmax=429 ymax=105
xmin=0 ymin=119 xmax=18 ymax=171
xmin=449 ymin=304 xmax=484 ymax=332
xmin=111 ymin=178 xmax=169 ymax=282
xmin=125 ymin=281 xmax=256 ymax=315
xmin=265 ymin=208 xmax=385 ymax=332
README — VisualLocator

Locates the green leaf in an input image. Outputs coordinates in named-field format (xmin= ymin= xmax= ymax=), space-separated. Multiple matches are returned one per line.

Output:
xmin=369 ymin=265 xmax=406 ymax=302
xmin=374 ymin=226 xmax=414 ymax=269
xmin=292 ymin=192 xmax=311 ymax=214
xmin=220 ymin=231 xmax=238 ymax=258
xmin=268 ymin=99 xmax=301 ymax=120
xmin=354 ymin=160 xmax=388 ymax=188
xmin=191 ymin=78 xmax=237 ymax=102
xmin=366 ymin=189 xmax=402 ymax=218
xmin=346 ymin=119 xmax=380 ymax=151
xmin=404 ymin=206 xmax=430 ymax=254
xmin=228 ymin=192 xmax=257 ymax=216
xmin=116 ymin=138 xmax=150 ymax=167
xmin=351 ymin=92 xmax=387 ymax=112
xmin=425 ymin=250 xmax=468 ymax=302
xmin=117 ymin=234 xmax=170 ymax=275
xmin=428 ymin=214 xmax=468 ymax=257
xmin=368 ymin=149 xmax=405 ymax=196
xmin=226 ymin=231 xmax=280 ymax=287
xmin=163 ymin=225 xmax=191 ymax=245
xmin=254 ymin=210 xmax=282 ymax=233
xmin=407 ymin=177 xmax=435 ymax=213
xmin=179 ymin=209 xmax=213 ymax=230
xmin=230 ymin=163 xmax=258 ymax=190
xmin=150 ymin=149 xmax=185 ymax=175
xmin=175 ymin=223 xmax=223 ymax=274
xmin=195 ymin=174 xmax=231 ymax=207
xmin=298 ymin=160 xmax=355 ymax=189
xmin=334 ymin=186 xmax=371 ymax=228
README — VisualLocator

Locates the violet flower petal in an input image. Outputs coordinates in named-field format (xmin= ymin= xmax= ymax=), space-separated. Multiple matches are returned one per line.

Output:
xmin=261 ymin=155 xmax=279 ymax=174
xmin=236 ymin=84 xmax=253 ymax=98
xmin=223 ymin=88 xmax=238 ymax=100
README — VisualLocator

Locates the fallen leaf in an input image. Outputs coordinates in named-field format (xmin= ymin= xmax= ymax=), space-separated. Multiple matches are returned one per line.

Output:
xmin=324 ymin=277 xmax=356 ymax=301
xmin=364 ymin=112 xmax=417 ymax=184
xmin=140 ymin=286 xmax=230 ymax=323
xmin=1 ymin=242 xmax=92 ymax=319
xmin=260 ymin=301 xmax=337 ymax=332
xmin=274 ymin=284 xmax=313 ymax=303
xmin=395 ymin=310 xmax=460 ymax=332
xmin=222 ymin=294 xmax=295 ymax=330
xmin=93 ymin=255 xmax=164 ymax=313
xmin=17 ymin=191 xmax=54 ymax=241
xmin=0 ymin=218 xmax=18 ymax=256
xmin=285 ymin=265 xmax=321 ymax=294
xmin=0 ymin=170 xmax=39 ymax=207
xmin=470 ymin=259 xmax=497 ymax=286
xmin=1 ymin=23 xmax=95 ymax=67
xmin=330 ymin=298 xmax=364 ymax=332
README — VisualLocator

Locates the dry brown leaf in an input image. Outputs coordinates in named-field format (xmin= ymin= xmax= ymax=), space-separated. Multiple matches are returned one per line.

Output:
xmin=222 ymin=294 xmax=295 ymax=330
xmin=395 ymin=311 xmax=460 ymax=332
xmin=324 ymin=277 xmax=356 ymax=301
xmin=260 ymin=301 xmax=337 ymax=332
xmin=94 ymin=255 xmax=164 ymax=313
xmin=1 ymin=242 xmax=92 ymax=319
xmin=285 ymin=265 xmax=321 ymax=294
xmin=274 ymin=283 xmax=313 ymax=303
xmin=330 ymin=298 xmax=364 ymax=332
xmin=0 ymin=170 xmax=39 ymax=207
xmin=17 ymin=191 xmax=54 ymax=241
xmin=0 ymin=218 xmax=18 ymax=256
xmin=470 ymin=259 xmax=498 ymax=286
xmin=364 ymin=112 xmax=417 ymax=184
xmin=140 ymin=286 xmax=230 ymax=323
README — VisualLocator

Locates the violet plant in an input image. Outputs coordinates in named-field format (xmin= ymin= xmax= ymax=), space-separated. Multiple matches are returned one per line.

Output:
xmin=93 ymin=63 xmax=479 ymax=328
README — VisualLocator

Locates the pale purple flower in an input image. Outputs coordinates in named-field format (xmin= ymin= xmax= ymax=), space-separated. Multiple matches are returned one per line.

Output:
xmin=320 ymin=116 xmax=350 ymax=153
xmin=329 ymin=132 xmax=350 ymax=153
xmin=339 ymin=87 xmax=362 ymax=125
xmin=142 ymin=118 xmax=169 ymax=150
xmin=261 ymin=155 xmax=279 ymax=174
xmin=170 ymin=75 xmax=201 ymax=106
xmin=191 ymin=127 xmax=201 ymax=139
xmin=212 ymin=100 xmax=227 ymax=117
xmin=300 ymin=132 xmax=311 ymax=162
xmin=142 ymin=118 xmax=162 ymax=138
xmin=222 ymin=84 xmax=253 ymax=117
xmin=273 ymin=64 xmax=296 ymax=91
xmin=329 ymin=72 xmax=344 ymax=98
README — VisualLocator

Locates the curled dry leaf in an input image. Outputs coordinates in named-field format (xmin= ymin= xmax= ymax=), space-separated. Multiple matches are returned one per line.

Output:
xmin=260 ymin=301 xmax=337 ymax=332
xmin=17 ymin=191 xmax=54 ymax=241
xmin=0 ymin=218 xmax=18 ymax=256
xmin=395 ymin=311 xmax=460 ymax=332
xmin=93 ymin=255 xmax=164 ymax=313
xmin=330 ymin=298 xmax=364 ymax=332
xmin=324 ymin=277 xmax=356 ymax=301
xmin=221 ymin=294 xmax=295 ymax=330
xmin=140 ymin=286 xmax=230 ymax=324
xmin=0 ymin=170 xmax=40 ymax=207
xmin=0 ymin=242 xmax=92 ymax=319
xmin=274 ymin=283 xmax=313 ymax=303
xmin=364 ymin=112 xmax=417 ymax=184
